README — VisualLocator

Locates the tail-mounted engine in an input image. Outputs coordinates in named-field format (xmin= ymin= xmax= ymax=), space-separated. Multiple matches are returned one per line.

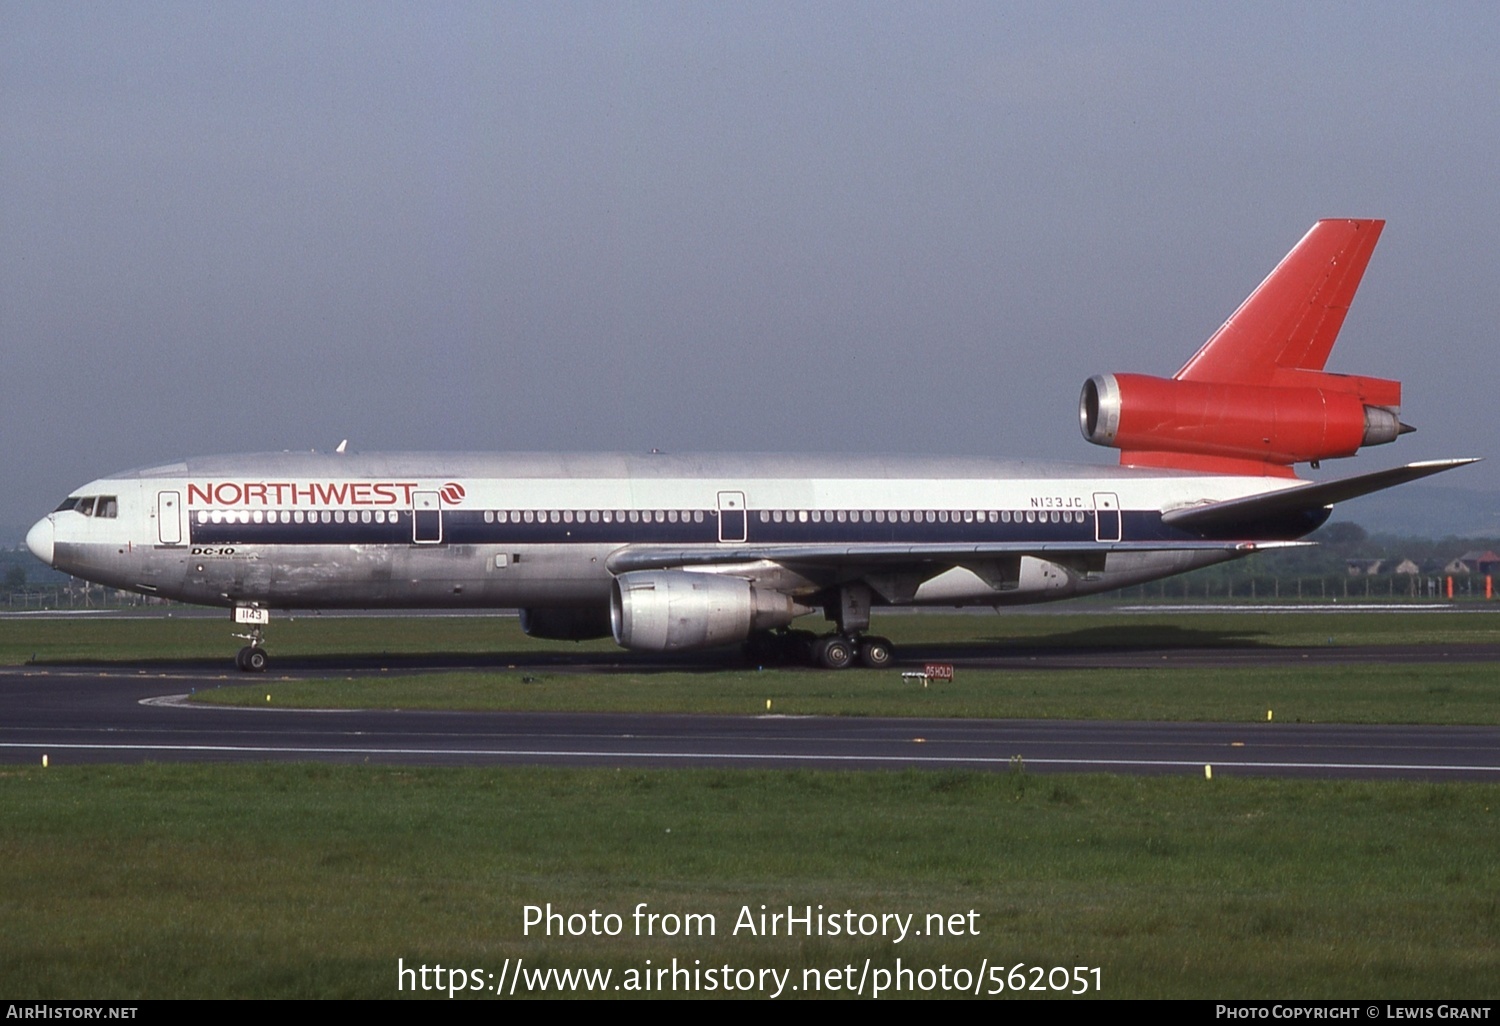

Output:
xmin=1080 ymin=372 xmax=1411 ymax=474
xmin=1078 ymin=219 xmax=1413 ymax=476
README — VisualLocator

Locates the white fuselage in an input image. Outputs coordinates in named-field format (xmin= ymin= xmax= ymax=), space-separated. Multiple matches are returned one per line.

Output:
xmin=27 ymin=450 xmax=1306 ymax=618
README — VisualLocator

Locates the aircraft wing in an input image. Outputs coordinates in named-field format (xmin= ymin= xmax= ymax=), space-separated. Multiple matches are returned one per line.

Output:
xmin=604 ymin=538 xmax=1303 ymax=575
xmin=1160 ymin=458 xmax=1480 ymax=534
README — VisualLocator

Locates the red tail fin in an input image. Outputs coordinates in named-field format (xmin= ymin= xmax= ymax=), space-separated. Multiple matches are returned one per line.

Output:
xmin=1174 ymin=219 xmax=1384 ymax=385
xmin=1081 ymin=219 xmax=1411 ymax=478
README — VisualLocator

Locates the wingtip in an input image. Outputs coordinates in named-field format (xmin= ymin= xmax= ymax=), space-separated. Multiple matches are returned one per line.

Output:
xmin=1409 ymin=457 xmax=1482 ymax=468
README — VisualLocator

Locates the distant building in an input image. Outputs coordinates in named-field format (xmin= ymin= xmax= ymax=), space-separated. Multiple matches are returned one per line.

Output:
xmin=1445 ymin=550 xmax=1500 ymax=575
xmin=1346 ymin=559 xmax=1385 ymax=576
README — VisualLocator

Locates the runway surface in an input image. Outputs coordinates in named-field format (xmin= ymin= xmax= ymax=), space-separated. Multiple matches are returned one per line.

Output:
xmin=3 ymin=643 xmax=1499 ymax=780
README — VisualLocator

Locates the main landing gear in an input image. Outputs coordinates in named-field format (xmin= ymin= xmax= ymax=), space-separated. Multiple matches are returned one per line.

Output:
xmin=744 ymin=629 xmax=896 ymax=670
xmin=231 ymin=605 xmax=270 ymax=673
xmin=813 ymin=632 xmax=895 ymax=670
xmin=809 ymin=582 xmax=894 ymax=670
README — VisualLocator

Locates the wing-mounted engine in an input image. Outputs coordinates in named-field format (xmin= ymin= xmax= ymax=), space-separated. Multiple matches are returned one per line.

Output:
xmin=1080 ymin=371 xmax=1410 ymax=476
xmin=1078 ymin=218 xmax=1412 ymax=477
xmin=610 ymin=570 xmax=808 ymax=652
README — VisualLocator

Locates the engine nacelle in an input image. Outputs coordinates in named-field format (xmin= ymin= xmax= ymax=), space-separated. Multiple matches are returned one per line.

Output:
xmin=610 ymin=570 xmax=803 ymax=652
xmin=1079 ymin=373 xmax=1405 ymax=467
xmin=519 ymin=606 xmax=613 ymax=641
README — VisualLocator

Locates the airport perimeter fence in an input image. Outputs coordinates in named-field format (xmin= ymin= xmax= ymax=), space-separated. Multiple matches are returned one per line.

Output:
xmin=3 ymin=585 xmax=167 ymax=610
xmin=1110 ymin=572 xmax=1496 ymax=604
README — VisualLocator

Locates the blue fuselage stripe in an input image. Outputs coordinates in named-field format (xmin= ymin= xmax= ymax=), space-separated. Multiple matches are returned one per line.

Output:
xmin=186 ymin=509 xmax=1188 ymax=546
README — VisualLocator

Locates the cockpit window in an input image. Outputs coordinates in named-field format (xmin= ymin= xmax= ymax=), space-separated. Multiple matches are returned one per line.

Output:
xmin=54 ymin=495 xmax=118 ymax=517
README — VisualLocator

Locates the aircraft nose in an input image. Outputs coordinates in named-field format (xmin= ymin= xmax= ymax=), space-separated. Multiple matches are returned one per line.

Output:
xmin=25 ymin=517 xmax=55 ymax=567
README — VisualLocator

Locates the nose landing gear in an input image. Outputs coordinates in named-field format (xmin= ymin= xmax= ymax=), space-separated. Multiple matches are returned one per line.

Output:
xmin=231 ymin=605 xmax=270 ymax=673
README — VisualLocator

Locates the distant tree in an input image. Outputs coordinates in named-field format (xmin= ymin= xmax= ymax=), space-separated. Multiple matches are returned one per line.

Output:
xmin=4 ymin=565 xmax=25 ymax=588
xmin=1315 ymin=522 xmax=1368 ymax=551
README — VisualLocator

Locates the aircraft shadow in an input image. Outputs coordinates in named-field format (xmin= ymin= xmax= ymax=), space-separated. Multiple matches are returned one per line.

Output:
xmin=905 ymin=623 xmax=1276 ymax=660
xmin=35 ymin=624 xmax=1281 ymax=675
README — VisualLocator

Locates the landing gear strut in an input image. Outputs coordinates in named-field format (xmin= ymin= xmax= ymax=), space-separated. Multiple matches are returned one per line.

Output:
xmin=231 ymin=605 xmax=270 ymax=673
xmin=742 ymin=583 xmax=898 ymax=670
xmin=809 ymin=584 xmax=895 ymax=669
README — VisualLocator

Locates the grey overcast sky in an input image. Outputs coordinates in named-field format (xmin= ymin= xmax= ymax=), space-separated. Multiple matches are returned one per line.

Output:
xmin=3 ymin=1 xmax=1496 ymax=535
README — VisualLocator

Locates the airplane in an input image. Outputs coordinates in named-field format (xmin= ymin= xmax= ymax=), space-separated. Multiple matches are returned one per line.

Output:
xmin=24 ymin=219 xmax=1477 ymax=672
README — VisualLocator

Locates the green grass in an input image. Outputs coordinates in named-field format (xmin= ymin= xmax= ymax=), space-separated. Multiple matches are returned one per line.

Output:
xmin=192 ymin=661 xmax=1500 ymax=724
xmin=3 ymin=609 xmax=1498 ymax=667
xmin=1 ymin=764 xmax=1496 ymax=999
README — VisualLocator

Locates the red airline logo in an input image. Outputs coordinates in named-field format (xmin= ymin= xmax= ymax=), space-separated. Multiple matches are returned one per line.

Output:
xmin=187 ymin=481 xmax=424 ymax=507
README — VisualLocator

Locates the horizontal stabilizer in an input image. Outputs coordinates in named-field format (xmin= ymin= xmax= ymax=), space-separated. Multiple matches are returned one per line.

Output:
xmin=1160 ymin=458 xmax=1481 ymax=533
